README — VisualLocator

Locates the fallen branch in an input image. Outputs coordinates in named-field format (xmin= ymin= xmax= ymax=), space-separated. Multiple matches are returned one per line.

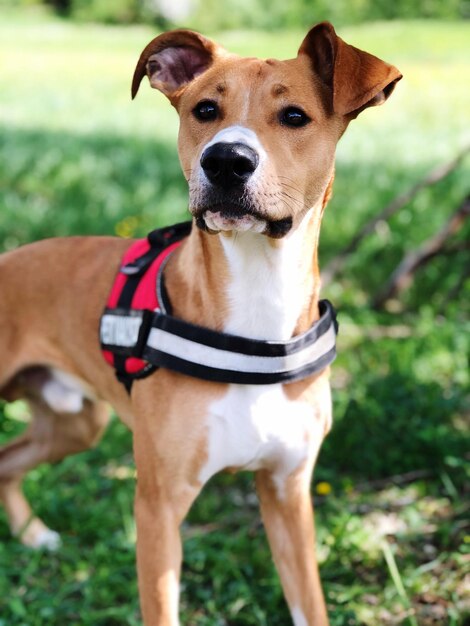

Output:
xmin=322 ymin=145 xmax=470 ymax=285
xmin=354 ymin=469 xmax=432 ymax=493
xmin=373 ymin=195 xmax=470 ymax=309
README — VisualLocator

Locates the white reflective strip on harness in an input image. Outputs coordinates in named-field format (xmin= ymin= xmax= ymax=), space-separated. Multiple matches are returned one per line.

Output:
xmin=145 ymin=322 xmax=336 ymax=375
xmin=100 ymin=313 xmax=142 ymax=348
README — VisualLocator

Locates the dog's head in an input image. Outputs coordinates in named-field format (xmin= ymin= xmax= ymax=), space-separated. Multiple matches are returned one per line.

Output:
xmin=132 ymin=23 xmax=401 ymax=238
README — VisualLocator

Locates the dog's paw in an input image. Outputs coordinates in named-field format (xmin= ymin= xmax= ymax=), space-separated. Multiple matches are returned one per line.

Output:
xmin=18 ymin=520 xmax=62 ymax=551
xmin=32 ymin=528 xmax=62 ymax=551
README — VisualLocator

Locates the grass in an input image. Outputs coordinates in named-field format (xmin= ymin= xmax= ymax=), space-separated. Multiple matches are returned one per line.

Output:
xmin=1 ymin=6 xmax=469 ymax=625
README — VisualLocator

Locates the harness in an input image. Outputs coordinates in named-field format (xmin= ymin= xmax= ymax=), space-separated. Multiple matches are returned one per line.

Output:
xmin=100 ymin=221 xmax=339 ymax=392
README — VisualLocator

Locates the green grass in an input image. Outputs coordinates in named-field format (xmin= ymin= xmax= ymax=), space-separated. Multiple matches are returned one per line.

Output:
xmin=1 ymin=7 xmax=469 ymax=625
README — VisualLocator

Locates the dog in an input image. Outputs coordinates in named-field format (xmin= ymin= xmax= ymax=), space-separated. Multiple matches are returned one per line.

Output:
xmin=0 ymin=22 xmax=401 ymax=625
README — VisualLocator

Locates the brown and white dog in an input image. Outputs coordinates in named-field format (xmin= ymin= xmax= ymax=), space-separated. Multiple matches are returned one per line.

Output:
xmin=0 ymin=23 xmax=401 ymax=625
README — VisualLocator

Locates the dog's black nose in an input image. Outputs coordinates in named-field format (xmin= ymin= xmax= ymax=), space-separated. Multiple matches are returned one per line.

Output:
xmin=200 ymin=142 xmax=259 ymax=188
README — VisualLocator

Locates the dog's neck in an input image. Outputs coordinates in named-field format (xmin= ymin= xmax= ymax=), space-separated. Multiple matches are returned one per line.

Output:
xmin=166 ymin=204 xmax=322 ymax=342
xmin=219 ymin=208 xmax=321 ymax=341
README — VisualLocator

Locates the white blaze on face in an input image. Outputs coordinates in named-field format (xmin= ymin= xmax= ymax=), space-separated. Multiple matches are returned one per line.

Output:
xmin=201 ymin=125 xmax=267 ymax=164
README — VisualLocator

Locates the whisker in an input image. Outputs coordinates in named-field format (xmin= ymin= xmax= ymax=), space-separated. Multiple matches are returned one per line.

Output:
xmin=277 ymin=180 xmax=304 ymax=199
xmin=279 ymin=191 xmax=304 ymax=208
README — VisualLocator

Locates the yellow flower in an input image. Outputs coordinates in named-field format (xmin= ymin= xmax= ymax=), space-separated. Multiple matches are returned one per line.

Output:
xmin=115 ymin=216 xmax=139 ymax=238
xmin=316 ymin=481 xmax=332 ymax=496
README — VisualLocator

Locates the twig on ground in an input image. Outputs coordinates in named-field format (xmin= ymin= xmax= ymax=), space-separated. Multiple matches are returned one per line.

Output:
xmin=372 ymin=195 xmax=470 ymax=309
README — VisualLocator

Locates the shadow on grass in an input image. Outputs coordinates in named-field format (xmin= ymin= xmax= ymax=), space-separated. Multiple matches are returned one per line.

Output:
xmin=0 ymin=125 xmax=189 ymax=248
xmin=322 ymin=371 xmax=467 ymax=482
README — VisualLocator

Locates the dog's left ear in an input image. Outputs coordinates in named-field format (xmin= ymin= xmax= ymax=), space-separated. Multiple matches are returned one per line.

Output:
xmin=132 ymin=29 xmax=220 ymax=102
xmin=298 ymin=22 xmax=402 ymax=118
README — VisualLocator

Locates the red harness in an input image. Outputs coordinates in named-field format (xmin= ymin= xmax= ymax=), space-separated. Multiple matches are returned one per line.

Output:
xmin=102 ymin=222 xmax=191 ymax=388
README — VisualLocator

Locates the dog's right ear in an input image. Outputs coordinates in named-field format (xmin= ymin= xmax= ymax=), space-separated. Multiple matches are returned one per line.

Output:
xmin=131 ymin=30 xmax=219 ymax=103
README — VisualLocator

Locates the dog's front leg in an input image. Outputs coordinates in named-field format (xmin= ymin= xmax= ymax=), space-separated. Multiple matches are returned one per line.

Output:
xmin=256 ymin=467 xmax=329 ymax=626
xmin=133 ymin=391 xmax=203 ymax=626
xmin=134 ymin=483 xmax=191 ymax=626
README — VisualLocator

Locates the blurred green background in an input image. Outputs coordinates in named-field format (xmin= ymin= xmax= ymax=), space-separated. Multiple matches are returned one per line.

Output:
xmin=6 ymin=0 xmax=470 ymax=26
xmin=0 ymin=1 xmax=469 ymax=625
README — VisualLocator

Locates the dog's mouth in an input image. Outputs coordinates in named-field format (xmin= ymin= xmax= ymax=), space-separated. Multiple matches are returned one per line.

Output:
xmin=194 ymin=205 xmax=293 ymax=239
xmin=202 ymin=209 xmax=266 ymax=234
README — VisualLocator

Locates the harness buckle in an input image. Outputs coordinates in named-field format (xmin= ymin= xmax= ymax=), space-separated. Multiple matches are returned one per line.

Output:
xmin=121 ymin=248 xmax=160 ymax=276
xmin=132 ymin=308 xmax=157 ymax=359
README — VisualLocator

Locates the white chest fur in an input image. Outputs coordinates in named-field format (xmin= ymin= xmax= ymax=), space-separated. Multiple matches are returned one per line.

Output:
xmin=199 ymin=383 xmax=322 ymax=497
xmin=199 ymin=221 xmax=329 ymax=492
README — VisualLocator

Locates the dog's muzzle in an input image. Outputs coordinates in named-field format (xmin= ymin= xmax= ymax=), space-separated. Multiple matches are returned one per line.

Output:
xmin=195 ymin=141 xmax=293 ymax=238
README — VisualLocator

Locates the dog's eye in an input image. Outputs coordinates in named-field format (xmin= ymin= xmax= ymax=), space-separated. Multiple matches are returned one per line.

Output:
xmin=193 ymin=100 xmax=219 ymax=122
xmin=280 ymin=107 xmax=311 ymax=128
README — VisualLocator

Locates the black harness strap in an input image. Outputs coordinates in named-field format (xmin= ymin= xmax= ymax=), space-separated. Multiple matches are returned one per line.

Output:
xmin=145 ymin=299 xmax=337 ymax=384
xmin=101 ymin=300 xmax=338 ymax=387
